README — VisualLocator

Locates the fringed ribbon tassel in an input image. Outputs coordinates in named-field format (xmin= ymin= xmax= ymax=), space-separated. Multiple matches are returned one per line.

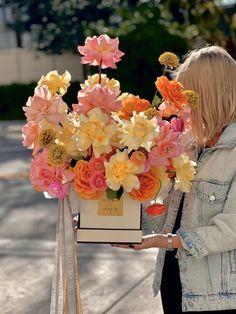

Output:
xmin=50 ymin=196 xmax=83 ymax=314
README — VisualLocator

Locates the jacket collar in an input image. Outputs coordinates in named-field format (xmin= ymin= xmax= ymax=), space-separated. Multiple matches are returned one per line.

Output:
xmin=214 ymin=122 xmax=236 ymax=149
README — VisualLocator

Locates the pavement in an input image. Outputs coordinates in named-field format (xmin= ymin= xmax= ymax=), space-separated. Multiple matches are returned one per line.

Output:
xmin=0 ymin=121 xmax=163 ymax=314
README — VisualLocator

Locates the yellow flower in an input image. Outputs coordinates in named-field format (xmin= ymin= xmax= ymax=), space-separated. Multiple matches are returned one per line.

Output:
xmin=144 ymin=107 xmax=159 ymax=120
xmin=57 ymin=114 xmax=85 ymax=159
xmin=172 ymin=154 xmax=196 ymax=193
xmin=38 ymin=70 xmax=71 ymax=96
xmin=73 ymin=108 xmax=116 ymax=158
xmin=38 ymin=129 xmax=57 ymax=147
xmin=105 ymin=149 xmax=141 ymax=192
xmin=80 ymin=74 xmax=120 ymax=95
xmin=154 ymin=166 xmax=169 ymax=188
xmin=184 ymin=90 xmax=200 ymax=108
xmin=47 ymin=144 xmax=68 ymax=166
xmin=119 ymin=112 xmax=159 ymax=152
xmin=158 ymin=52 xmax=179 ymax=68
xmin=117 ymin=92 xmax=133 ymax=101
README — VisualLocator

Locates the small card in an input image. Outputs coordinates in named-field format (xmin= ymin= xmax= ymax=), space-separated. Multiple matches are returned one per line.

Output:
xmin=97 ymin=194 xmax=123 ymax=216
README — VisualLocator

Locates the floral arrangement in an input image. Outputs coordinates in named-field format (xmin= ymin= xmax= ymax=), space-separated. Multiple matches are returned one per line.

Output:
xmin=22 ymin=34 xmax=197 ymax=208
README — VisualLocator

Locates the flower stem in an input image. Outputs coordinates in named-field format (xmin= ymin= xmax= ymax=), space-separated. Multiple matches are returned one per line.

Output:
xmin=99 ymin=61 xmax=102 ymax=84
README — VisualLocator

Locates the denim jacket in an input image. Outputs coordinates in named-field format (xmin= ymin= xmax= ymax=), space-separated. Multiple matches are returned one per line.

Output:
xmin=142 ymin=123 xmax=236 ymax=312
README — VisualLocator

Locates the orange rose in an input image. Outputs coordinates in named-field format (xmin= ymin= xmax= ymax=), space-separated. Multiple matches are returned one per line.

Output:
xmin=155 ymin=76 xmax=187 ymax=110
xmin=145 ymin=203 xmax=166 ymax=216
xmin=128 ymin=167 xmax=161 ymax=201
xmin=118 ymin=95 xmax=150 ymax=120
xmin=73 ymin=160 xmax=103 ymax=200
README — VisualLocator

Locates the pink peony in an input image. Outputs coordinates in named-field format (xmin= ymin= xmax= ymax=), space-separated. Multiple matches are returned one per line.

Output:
xmin=78 ymin=34 xmax=124 ymax=69
xmin=30 ymin=149 xmax=74 ymax=198
xmin=88 ymin=171 xmax=107 ymax=191
xmin=22 ymin=122 xmax=40 ymax=149
xmin=88 ymin=157 xmax=105 ymax=173
xmin=23 ymin=87 xmax=63 ymax=124
xmin=73 ymin=84 xmax=121 ymax=115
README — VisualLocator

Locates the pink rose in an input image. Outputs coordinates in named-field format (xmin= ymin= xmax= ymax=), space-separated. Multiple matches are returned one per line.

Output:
xmin=23 ymin=87 xmax=62 ymax=124
xmin=78 ymin=34 xmax=124 ymax=69
xmin=88 ymin=157 xmax=105 ymax=173
xmin=88 ymin=171 xmax=107 ymax=191
xmin=73 ymin=84 xmax=121 ymax=115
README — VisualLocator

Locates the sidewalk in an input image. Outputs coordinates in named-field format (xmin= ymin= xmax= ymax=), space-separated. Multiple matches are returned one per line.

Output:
xmin=0 ymin=121 xmax=163 ymax=314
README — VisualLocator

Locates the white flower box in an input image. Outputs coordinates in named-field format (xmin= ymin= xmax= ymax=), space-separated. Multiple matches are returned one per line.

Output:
xmin=76 ymin=193 xmax=142 ymax=243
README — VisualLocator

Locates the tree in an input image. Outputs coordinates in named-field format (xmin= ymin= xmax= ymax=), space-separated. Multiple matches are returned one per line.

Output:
xmin=160 ymin=0 xmax=236 ymax=57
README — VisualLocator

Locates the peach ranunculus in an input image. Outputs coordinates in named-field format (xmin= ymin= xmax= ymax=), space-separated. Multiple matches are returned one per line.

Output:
xmin=23 ymin=87 xmax=63 ymax=124
xmin=37 ymin=70 xmax=71 ymax=96
xmin=22 ymin=122 xmax=40 ymax=149
xmin=118 ymin=94 xmax=150 ymax=120
xmin=130 ymin=151 xmax=146 ymax=168
xmin=145 ymin=203 xmax=166 ymax=216
xmin=78 ymin=34 xmax=124 ymax=69
xmin=80 ymin=74 xmax=120 ymax=96
xmin=73 ymin=160 xmax=103 ymax=199
xmin=88 ymin=157 xmax=105 ymax=173
xmin=88 ymin=171 xmax=107 ymax=191
xmin=155 ymin=76 xmax=187 ymax=114
xmin=73 ymin=84 xmax=121 ymax=115
xmin=128 ymin=166 xmax=161 ymax=201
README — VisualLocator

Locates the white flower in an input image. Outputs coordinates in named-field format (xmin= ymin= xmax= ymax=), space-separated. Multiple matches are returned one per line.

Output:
xmin=73 ymin=107 xmax=116 ymax=157
xmin=118 ymin=112 xmax=159 ymax=152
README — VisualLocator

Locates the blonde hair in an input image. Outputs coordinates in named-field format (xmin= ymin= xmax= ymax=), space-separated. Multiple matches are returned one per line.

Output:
xmin=175 ymin=46 xmax=236 ymax=148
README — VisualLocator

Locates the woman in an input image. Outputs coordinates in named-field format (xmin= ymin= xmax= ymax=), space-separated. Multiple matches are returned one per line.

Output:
xmin=113 ymin=46 xmax=236 ymax=313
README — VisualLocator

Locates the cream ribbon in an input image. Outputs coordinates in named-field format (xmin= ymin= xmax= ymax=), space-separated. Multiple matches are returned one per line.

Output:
xmin=50 ymin=195 xmax=83 ymax=314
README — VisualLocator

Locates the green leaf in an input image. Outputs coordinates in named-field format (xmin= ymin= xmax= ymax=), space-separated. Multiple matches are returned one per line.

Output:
xmin=116 ymin=186 xmax=124 ymax=200
xmin=106 ymin=188 xmax=118 ymax=200
xmin=106 ymin=186 xmax=124 ymax=200
xmin=151 ymin=94 xmax=162 ymax=107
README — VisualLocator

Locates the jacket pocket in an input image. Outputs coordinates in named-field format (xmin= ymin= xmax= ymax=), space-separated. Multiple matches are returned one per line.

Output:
xmin=194 ymin=178 xmax=230 ymax=204
xmin=194 ymin=179 xmax=230 ymax=225
xmin=229 ymin=250 xmax=236 ymax=274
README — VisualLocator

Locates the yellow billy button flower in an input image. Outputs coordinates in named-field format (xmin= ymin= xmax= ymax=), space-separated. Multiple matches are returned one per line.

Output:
xmin=38 ymin=129 xmax=57 ymax=147
xmin=47 ymin=144 xmax=68 ymax=166
xmin=158 ymin=52 xmax=179 ymax=68
xmin=184 ymin=90 xmax=200 ymax=108
xmin=38 ymin=70 xmax=71 ymax=96
xmin=144 ymin=107 xmax=159 ymax=120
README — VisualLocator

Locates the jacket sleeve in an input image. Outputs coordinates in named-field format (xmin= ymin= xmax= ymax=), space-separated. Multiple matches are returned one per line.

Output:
xmin=177 ymin=177 xmax=236 ymax=260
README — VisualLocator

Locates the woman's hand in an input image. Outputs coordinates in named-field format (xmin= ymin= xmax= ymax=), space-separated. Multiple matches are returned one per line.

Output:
xmin=111 ymin=233 xmax=183 ymax=250
xmin=111 ymin=234 xmax=160 ymax=250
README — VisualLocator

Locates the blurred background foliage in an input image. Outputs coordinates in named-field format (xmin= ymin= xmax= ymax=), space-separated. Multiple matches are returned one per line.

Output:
xmin=2 ymin=0 xmax=236 ymax=119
